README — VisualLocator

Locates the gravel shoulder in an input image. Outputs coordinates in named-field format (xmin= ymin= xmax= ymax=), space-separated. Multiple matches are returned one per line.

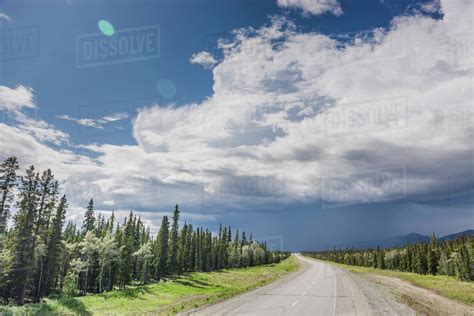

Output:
xmin=360 ymin=273 xmax=474 ymax=315
xmin=326 ymin=259 xmax=416 ymax=316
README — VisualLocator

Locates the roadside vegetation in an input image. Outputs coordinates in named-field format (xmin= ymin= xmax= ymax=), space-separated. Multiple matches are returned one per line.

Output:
xmin=0 ymin=156 xmax=290 ymax=309
xmin=302 ymin=234 xmax=473 ymax=280
xmin=0 ymin=256 xmax=299 ymax=315
xmin=302 ymin=233 xmax=474 ymax=305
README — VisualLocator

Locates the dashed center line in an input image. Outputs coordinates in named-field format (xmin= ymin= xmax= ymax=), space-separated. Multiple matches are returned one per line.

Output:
xmin=333 ymin=271 xmax=338 ymax=316
xmin=291 ymin=301 xmax=298 ymax=308
xmin=302 ymin=291 xmax=306 ymax=296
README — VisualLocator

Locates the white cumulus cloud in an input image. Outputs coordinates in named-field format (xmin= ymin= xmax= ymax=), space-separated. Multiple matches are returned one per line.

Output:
xmin=277 ymin=0 xmax=343 ymax=16
xmin=0 ymin=85 xmax=69 ymax=145
xmin=190 ymin=51 xmax=218 ymax=69
xmin=0 ymin=85 xmax=34 ymax=112
xmin=0 ymin=12 xmax=12 ymax=22
xmin=56 ymin=112 xmax=129 ymax=129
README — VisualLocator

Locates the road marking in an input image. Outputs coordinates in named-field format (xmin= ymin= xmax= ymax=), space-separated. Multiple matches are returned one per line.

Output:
xmin=291 ymin=301 xmax=298 ymax=308
xmin=307 ymin=285 xmax=312 ymax=289
xmin=333 ymin=270 xmax=338 ymax=316
xmin=302 ymin=291 xmax=306 ymax=296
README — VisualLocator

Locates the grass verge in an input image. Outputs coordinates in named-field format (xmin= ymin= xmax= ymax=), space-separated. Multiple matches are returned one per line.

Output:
xmin=303 ymin=256 xmax=473 ymax=305
xmin=0 ymin=256 xmax=299 ymax=316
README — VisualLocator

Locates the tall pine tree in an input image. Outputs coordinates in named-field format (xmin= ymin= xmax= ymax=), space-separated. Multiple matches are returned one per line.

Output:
xmin=10 ymin=166 xmax=39 ymax=305
xmin=168 ymin=205 xmax=180 ymax=275
xmin=82 ymin=199 xmax=95 ymax=234
xmin=38 ymin=195 xmax=68 ymax=299
xmin=154 ymin=216 xmax=169 ymax=280
xmin=0 ymin=156 xmax=19 ymax=236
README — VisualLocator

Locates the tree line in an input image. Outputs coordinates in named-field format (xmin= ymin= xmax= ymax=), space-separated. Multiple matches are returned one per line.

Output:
xmin=0 ymin=157 xmax=289 ymax=305
xmin=302 ymin=233 xmax=473 ymax=281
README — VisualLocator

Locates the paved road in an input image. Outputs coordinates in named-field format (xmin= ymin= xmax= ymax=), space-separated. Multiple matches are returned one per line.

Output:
xmin=190 ymin=254 xmax=414 ymax=316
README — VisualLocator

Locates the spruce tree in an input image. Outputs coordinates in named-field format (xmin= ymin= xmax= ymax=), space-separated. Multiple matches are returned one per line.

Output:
xmin=221 ymin=226 xmax=229 ymax=269
xmin=34 ymin=169 xmax=56 ymax=239
xmin=195 ymin=228 xmax=202 ymax=271
xmin=98 ymin=232 xmax=119 ymax=292
xmin=154 ymin=216 xmax=169 ymax=280
xmin=168 ymin=205 xmax=180 ymax=275
xmin=188 ymin=225 xmax=196 ymax=271
xmin=33 ymin=172 xmax=58 ymax=302
xmin=0 ymin=156 xmax=19 ymax=236
xmin=39 ymin=194 xmax=68 ymax=299
xmin=106 ymin=210 xmax=115 ymax=234
xmin=178 ymin=223 xmax=189 ymax=272
xmin=9 ymin=166 xmax=39 ymax=305
xmin=427 ymin=233 xmax=439 ymax=275
xmin=119 ymin=212 xmax=134 ymax=288
xmin=79 ymin=231 xmax=99 ymax=293
xmin=133 ymin=241 xmax=152 ymax=284
xmin=82 ymin=199 xmax=95 ymax=233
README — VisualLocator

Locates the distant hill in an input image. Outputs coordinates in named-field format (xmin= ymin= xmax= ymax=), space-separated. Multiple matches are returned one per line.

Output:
xmin=438 ymin=229 xmax=474 ymax=242
xmin=335 ymin=229 xmax=474 ymax=250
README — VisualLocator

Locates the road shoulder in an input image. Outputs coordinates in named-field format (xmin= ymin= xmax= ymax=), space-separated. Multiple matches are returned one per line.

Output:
xmin=308 ymin=257 xmax=474 ymax=316
xmin=360 ymin=273 xmax=474 ymax=315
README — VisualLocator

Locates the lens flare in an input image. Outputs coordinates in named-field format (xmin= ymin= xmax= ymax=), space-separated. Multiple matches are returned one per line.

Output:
xmin=156 ymin=79 xmax=177 ymax=99
xmin=98 ymin=19 xmax=114 ymax=36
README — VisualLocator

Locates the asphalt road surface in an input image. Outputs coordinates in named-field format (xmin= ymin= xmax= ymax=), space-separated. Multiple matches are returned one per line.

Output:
xmin=189 ymin=254 xmax=414 ymax=316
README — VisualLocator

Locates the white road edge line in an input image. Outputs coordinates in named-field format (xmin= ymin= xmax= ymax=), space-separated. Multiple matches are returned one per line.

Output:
xmin=291 ymin=301 xmax=298 ymax=308
xmin=333 ymin=269 xmax=337 ymax=316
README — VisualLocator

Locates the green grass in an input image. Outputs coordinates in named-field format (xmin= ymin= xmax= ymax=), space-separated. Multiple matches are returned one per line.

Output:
xmin=303 ymin=256 xmax=474 ymax=305
xmin=0 ymin=257 xmax=299 ymax=316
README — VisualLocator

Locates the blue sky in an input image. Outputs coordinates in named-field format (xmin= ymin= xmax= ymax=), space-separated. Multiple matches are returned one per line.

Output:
xmin=0 ymin=0 xmax=472 ymax=250
xmin=2 ymin=0 xmax=423 ymax=142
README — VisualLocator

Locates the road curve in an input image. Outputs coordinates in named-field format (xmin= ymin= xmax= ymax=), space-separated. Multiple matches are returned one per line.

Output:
xmin=188 ymin=254 xmax=414 ymax=316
